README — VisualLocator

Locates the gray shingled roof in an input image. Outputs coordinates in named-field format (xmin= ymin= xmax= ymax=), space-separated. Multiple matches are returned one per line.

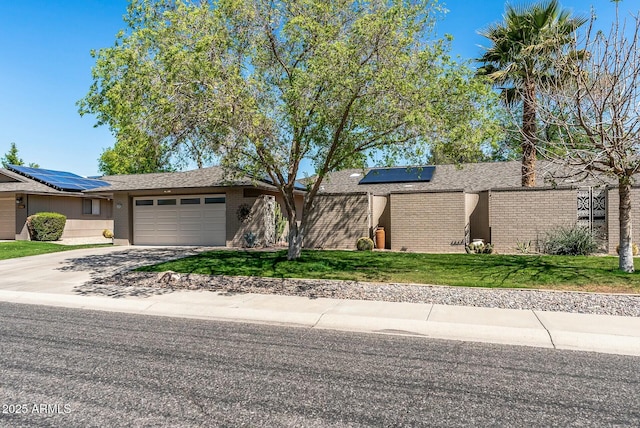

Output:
xmin=90 ymin=166 xmax=277 ymax=192
xmin=0 ymin=168 xmax=77 ymax=195
xmin=316 ymin=160 xmax=608 ymax=194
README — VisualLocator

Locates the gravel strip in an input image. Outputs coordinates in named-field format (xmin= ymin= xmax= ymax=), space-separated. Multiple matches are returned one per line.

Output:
xmin=87 ymin=271 xmax=640 ymax=317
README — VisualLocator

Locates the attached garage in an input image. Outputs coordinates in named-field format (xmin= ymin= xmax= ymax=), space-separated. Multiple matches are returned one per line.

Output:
xmin=0 ymin=196 xmax=15 ymax=239
xmin=133 ymin=194 xmax=226 ymax=245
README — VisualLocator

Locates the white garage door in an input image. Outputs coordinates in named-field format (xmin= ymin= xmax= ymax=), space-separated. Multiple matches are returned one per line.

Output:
xmin=133 ymin=194 xmax=226 ymax=245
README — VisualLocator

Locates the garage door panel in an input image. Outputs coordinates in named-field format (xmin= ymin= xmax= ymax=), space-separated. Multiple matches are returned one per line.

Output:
xmin=134 ymin=195 xmax=226 ymax=246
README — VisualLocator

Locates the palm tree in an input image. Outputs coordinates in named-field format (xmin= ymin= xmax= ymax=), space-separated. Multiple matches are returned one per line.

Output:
xmin=477 ymin=0 xmax=586 ymax=187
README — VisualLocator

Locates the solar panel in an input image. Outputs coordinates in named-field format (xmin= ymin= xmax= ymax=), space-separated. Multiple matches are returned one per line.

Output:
xmin=8 ymin=164 xmax=109 ymax=192
xmin=359 ymin=166 xmax=435 ymax=184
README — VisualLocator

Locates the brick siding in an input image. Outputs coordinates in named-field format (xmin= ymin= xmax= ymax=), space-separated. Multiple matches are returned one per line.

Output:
xmin=390 ymin=191 xmax=466 ymax=253
xmin=305 ymin=193 xmax=370 ymax=249
xmin=489 ymin=188 xmax=576 ymax=254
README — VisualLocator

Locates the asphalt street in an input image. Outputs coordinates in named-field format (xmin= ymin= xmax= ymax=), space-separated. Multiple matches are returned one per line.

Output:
xmin=1 ymin=302 xmax=639 ymax=427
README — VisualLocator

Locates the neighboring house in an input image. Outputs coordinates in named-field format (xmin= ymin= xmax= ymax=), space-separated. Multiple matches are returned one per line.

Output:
xmin=0 ymin=165 xmax=113 ymax=240
xmin=88 ymin=167 xmax=305 ymax=247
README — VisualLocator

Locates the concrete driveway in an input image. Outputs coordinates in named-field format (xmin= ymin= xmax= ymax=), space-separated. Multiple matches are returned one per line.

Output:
xmin=0 ymin=246 xmax=214 ymax=294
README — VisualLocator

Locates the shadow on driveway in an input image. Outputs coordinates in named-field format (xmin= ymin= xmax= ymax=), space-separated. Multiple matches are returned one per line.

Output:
xmin=60 ymin=247 xmax=214 ymax=298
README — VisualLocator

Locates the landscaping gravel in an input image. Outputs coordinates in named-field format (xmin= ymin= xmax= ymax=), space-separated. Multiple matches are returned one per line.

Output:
xmin=89 ymin=271 xmax=640 ymax=317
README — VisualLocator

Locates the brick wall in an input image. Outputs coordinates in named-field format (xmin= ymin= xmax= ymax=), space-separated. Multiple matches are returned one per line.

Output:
xmin=489 ymin=188 xmax=576 ymax=254
xmin=304 ymin=193 xmax=370 ymax=249
xmin=389 ymin=191 xmax=466 ymax=253
xmin=606 ymin=187 xmax=640 ymax=254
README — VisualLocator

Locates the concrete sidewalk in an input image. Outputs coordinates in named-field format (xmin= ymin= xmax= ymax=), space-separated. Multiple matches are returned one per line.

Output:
xmin=1 ymin=286 xmax=639 ymax=356
xmin=0 ymin=246 xmax=638 ymax=357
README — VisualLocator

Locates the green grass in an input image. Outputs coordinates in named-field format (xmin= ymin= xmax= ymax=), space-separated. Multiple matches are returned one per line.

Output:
xmin=0 ymin=241 xmax=112 ymax=260
xmin=135 ymin=249 xmax=640 ymax=293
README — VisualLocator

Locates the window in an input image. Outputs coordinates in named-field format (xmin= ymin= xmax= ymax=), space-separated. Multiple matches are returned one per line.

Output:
xmin=180 ymin=198 xmax=200 ymax=205
xmin=135 ymin=200 xmax=154 ymax=206
xmin=205 ymin=197 xmax=225 ymax=204
xmin=83 ymin=199 xmax=101 ymax=215
xmin=157 ymin=199 xmax=176 ymax=206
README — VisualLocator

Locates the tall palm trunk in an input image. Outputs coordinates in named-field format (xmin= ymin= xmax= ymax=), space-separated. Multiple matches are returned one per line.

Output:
xmin=521 ymin=79 xmax=537 ymax=187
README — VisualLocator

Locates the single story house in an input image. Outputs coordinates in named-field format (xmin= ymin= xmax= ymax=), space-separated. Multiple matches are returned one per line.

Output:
xmin=3 ymin=160 xmax=634 ymax=255
xmin=87 ymin=167 xmax=305 ymax=247
xmin=0 ymin=165 xmax=113 ymax=240
xmin=308 ymin=160 xmax=624 ymax=254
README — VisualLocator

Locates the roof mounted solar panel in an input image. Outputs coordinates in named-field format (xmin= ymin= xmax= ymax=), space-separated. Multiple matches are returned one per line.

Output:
xmin=359 ymin=166 xmax=435 ymax=184
xmin=7 ymin=164 xmax=109 ymax=192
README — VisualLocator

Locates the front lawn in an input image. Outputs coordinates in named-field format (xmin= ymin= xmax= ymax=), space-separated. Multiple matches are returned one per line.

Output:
xmin=135 ymin=250 xmax=640 ymax=293
xmin=0 ymin=241 xmax=112 ymax=260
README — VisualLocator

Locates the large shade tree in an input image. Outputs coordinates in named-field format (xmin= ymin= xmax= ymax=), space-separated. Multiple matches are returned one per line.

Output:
xmin=533 ymin=4 xmax=640 ymax=273
xmin=477 ymin=0 xmax=586 ymax=187
xmin=80 ymin=0 xmax=503 ymax=259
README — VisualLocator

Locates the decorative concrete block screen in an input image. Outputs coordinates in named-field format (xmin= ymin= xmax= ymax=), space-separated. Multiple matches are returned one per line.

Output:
xmin=305 ymin=193 xmax=370 ymax=249
xmin=489 ymin=187 xmax=577 ymax=254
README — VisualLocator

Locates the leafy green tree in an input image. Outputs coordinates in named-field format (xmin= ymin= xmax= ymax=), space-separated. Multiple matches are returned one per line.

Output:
xmin=80 ymin=0 xmax=503 ymax=259
xmin=98 ymin=137 xmax=174 ymax=175
xmin=477 ymin=0 xmax=586 ymax=187
xmin=1 ymin=142 xmax=39 ymax=168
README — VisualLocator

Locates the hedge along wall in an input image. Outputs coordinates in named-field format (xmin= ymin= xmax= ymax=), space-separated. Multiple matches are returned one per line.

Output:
xmin=389 ymin=190 xmax=467 ymax=253
xmin=488 ymin=187 xmax=577 ymax=254
xmin=304 ymin=193 xmax=370 ymax=249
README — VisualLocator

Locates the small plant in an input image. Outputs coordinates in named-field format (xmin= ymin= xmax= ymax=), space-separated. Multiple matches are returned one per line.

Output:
xmin=274 ymin=203 xmax=287 ymax=241
xmin=356 ymin=237 xmax=374 ymax=251
xmin=102 ymin=229 xmax=114 ymax=239
xmin=616 ymin=243 xmax=639 ymax=256
xmin=542 ymin=224 xmax=600 ymax=256
xmin=243 ymin=231 xmax=259 ymax=248
xmin=465 ymin=242 xmax=494 ymax=254
xmin=27 ymin=212 xmax=66 ymax=241
xmin=516 ymin=240 xmax=532 ymax=254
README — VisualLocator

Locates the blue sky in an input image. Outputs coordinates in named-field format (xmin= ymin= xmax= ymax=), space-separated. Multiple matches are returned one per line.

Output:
xmin=0 ymin=0 xmax=634 ymax=177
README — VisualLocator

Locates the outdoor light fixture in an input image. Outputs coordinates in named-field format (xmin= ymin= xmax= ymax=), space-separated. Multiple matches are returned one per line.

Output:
xmin=15 ymin=197 xmax=23 ymax=205
xmin=116 ymin=202 xmax=123 ymax=209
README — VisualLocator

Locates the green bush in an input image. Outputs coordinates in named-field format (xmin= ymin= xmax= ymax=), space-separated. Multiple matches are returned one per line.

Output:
xmin=356 ymin=237 xmax=374 ymax=251
xmin=542 ymin=224 xmax=599 ymax=256
xmin=27 ymin=212 xmax=67 ymax=241
xmin=102 ymin=229 xmax=114 ymax=239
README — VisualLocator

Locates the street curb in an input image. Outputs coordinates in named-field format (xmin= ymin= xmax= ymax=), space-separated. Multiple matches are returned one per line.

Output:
xmin=0 ymin=289 xmax=639 ymax=356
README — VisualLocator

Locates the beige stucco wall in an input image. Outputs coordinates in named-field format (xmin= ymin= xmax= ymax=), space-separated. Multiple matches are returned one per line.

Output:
xmin=0 ymin=195 xmax=15 ymax=239
xmin=489 ymin=188 xmax=576 ymax=253
xmin=15 ymin=194 xmax=113 ymax=240
xmin=371 ymin=195 xmax=390 ymax=249
xmin=304 ymin=193 xmax=370 ymax=249
xmin=469 ymin=191 xmax=490 ymax=243
xmin=605 ymin=187 xmax=640 ymax=255
xmin=389 ymin=191 xmax=467 ymax=253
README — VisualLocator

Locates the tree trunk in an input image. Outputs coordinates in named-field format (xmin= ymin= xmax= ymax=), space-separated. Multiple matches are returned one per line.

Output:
xmin=618 ymin=180 xmax=635 ymax=273
xmin=521 ymin=80 xmax=537 ymax=187
xmin=287 ymin=216 xmax=303 ymax=260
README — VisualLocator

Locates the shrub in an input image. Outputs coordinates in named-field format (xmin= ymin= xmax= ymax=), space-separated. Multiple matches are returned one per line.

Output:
xmin=243 ymin=231 xmax=259 ymax=248
xmin=356 ymin=237 xmax=374 ymax=251
xmin=27 ymin=212 xmax=66 ymax=241
xmin=102 ymin=229 xmax=114 ymax=239
xmin=465 ymin=242 xmax=494 ymax=254
xmin=542 ymin=224 xmax=600 ymax=256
